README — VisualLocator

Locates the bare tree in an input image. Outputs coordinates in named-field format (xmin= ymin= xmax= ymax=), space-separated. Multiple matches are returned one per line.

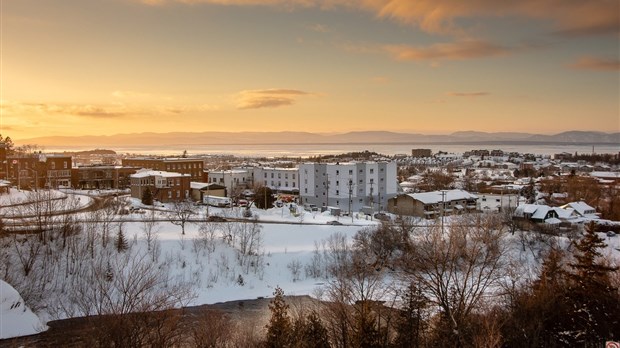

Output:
xmin=401 ymin=214 xmax=508 ymax=346
xmin=168 ymin=199 xmax=196 ymax=235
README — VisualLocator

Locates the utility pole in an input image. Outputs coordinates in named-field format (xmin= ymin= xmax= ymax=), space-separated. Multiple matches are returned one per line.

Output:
xmin=369 ymin=180 xmax=374 ymax=220
xmin=440 ymin=190 xmax=447 ymax=233
xmin=348 ymin=178 xmax=353 ymax=223
xmin=325 ymin=173 xmax=329 ymax=210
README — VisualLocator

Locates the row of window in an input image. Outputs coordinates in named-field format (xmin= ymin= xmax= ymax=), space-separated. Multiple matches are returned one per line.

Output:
xmin=264 ymin=172 xmax=296 ymax=180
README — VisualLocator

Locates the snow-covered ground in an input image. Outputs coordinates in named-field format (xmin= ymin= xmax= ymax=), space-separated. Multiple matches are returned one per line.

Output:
xmin=1 ymin=190 xmax=620 ymax=340
xmin=0 ymin=280 xmax=47 ymax=339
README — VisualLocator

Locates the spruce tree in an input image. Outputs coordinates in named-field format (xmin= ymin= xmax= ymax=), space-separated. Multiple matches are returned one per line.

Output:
xmin=116 ymin=226 xmax=128 ymax=252
xmin=265 ymin=287 xmax=292 ymax=348
xmin=141 ymin=188 xmax=153 ymax=206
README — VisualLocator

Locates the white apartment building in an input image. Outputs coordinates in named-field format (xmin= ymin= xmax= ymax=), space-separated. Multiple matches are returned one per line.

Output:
xmin=299 ymin=162 xmax=398 ymax=214
xmin=207 ymin=169 xmax=253 ymax=197
xmin=253 ymin=167 xmax=299 ymax=193
xmin=477 ymin=193 xmax=520 ymax=212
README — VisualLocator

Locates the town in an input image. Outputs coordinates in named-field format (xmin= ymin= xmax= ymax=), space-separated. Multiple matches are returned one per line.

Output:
xmin=1 ymin=136 xmax=619 ymax=347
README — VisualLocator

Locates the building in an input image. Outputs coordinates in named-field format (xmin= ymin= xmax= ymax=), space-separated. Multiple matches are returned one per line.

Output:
xmin=206 ymin=169 xmax=253 ymax=197
xmin=299 ymin=161 xmax=398 ymax=214
xmin=122 ymin=157 xmax=205 ymax=182
xmin=190 ymin=182 xmax=227 ymax=202
xmin=42 ymin=155 xmax=73 ymax=188
xmin=71 ymin=165 xmax=138 ymax=189
xmin=253 ymin=167 xmax=299 ymax=194
xmin=411 ymin=149 xmax=432 ymax=158
xmin=130 ymin=170 xmax=191 ymax=203
xmin=477 ymin=193 xmax=519 ymax=212
xmin=387 ymin=189 xmax=478 ymax=219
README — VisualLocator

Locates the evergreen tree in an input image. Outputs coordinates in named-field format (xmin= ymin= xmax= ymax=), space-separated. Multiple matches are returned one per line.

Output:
xmin=265 ymin=287 xmax=293 ymax=348
xmin=255 ymin=186 xmax=275 ymax=210
xmin=116 ymin=226 xmax=128 ymax=252
xmin=394 ymin=283 xmax=428 ymax=348
xmin=141 ymin=188 xmax=154 ymax=206
xmin=291 ymin=311 xmax=330 ymax=348
xmin=564 ymin=223 xmax=620 ymax=344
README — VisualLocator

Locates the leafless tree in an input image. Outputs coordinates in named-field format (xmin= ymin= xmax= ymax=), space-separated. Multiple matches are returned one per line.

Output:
xmin=401 ymin=214 xmax=509 ymax=346
xmin=168 ymin=199 xmax=196 ymax=235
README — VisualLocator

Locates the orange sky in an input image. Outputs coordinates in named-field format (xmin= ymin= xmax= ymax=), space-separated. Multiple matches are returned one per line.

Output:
xmin=1 ymin=0 xmax=619 ymax=141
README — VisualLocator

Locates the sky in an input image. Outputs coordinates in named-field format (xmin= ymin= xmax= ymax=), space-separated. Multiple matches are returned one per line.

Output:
xmin=1 ymin=0 xmax=619 ymax=141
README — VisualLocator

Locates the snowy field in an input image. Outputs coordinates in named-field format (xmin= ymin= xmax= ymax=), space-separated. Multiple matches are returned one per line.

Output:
xmin=2 ymin=191 xmax=620 ymax=340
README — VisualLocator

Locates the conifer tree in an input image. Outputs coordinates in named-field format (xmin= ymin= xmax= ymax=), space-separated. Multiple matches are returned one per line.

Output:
xmin=116 ymin=226 xmax=128 ymax=252
xmin=141 ymin=188 xmax=153 ymax=206
xmin=265 ymin=286 xmax=292 ymax=348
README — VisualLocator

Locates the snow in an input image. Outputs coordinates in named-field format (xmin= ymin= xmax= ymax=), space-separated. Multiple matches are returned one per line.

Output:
xmin=0 ymin=280 xmax=47 ymax=339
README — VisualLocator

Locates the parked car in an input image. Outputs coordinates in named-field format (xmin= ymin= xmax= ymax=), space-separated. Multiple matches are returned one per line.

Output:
xmin=374 ymin=212 xmax=390 ymax=221
xmin=326 ymin=220 xmax=343 ymax=225
xmin=606 ymin=231 xmax=617 ymax=237
xmin=207 ymin=215 xmax=227 ymax=222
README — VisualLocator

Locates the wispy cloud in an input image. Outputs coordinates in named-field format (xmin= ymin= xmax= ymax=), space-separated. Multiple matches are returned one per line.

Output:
xmin=136 ymin=0 xmax=619 ymax=37
xmin=236 ymin=89 xmax=312 ymax=109
xmin=306 ymin=23 xmax=330 ymax=33
xmin=2 ymin=102 xmax=130 ymax=118
xmin=384 ymin=40 xmax=510 ymax=62
xmin=447 ymin=92 xmax=490 ymax=97
xmin=569 ymin=56 xmax=620 ymax=71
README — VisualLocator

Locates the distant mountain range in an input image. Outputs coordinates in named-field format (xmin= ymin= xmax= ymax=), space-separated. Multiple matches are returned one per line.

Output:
xmin=16 ymin=130 xmax=620 ymax=148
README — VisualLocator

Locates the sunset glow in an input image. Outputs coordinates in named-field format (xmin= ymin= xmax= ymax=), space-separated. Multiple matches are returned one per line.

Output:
xmin=1 ymin=0 xmax=619 ymax=142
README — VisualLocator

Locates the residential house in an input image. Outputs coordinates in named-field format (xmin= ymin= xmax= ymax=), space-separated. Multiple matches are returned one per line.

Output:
xmin=387 ymin=189 xmax=478 ymax=219
xmin=122 ymin=157 xmax=205 ymax=182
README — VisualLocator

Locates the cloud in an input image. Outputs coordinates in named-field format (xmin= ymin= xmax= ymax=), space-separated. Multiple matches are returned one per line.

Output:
xmin=236 ymin=89 xmax=311 ymax=109
xmin=136 ymin=0 xmax=619 ymax=37
xmin=307 ymin=23 xmax=330 ymax=33
xmin=385 ymin=40 xmax=510 ymax=61
xmin=447 ymin=92 xmax=490 ymax=97
xmin=569 ymin=56 xmax=620 ymax=71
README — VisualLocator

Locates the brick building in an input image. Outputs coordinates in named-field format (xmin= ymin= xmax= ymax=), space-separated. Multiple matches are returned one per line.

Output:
xmin=130 ymin=170 xmax=191 ymax=203
xmin=71 ymin=166 xmax=139 ymax=189
xmin=122 ymin=157 xmax=205 ymax=182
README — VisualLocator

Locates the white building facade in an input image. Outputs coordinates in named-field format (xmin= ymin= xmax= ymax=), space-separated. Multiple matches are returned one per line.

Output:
xmin=299 ymin=161 xmax=398 ymax=214
xmin=207 ymin=169 xmax=253 ymax=197
xmin=253 ymin=167 xmax=299 ymax=193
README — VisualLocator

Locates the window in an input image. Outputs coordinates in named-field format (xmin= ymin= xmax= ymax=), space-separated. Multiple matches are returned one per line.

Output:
xmin=264 ymin=173 xmax=267 ymax=178
xmin=285 ymin=174 xmax=288 ymax=179
xmin=293 ymin=182 xmax=296 ymax=188
xmin=304 ymin=179 xmax=308 ymax=184
xmin=63 ymin=161 xmax=68 ymax=169
xmin=380 ymin=178 xmax=384 ymax=182
xmin=370 ymin=178 xmax=374 ymax=184
xmin=278 ymin=173 xmax=281 ymax=179
xmin=349 ymin=170 xmax=353 ymax=175
xmin=51 ymin=162 xmax=56 ymax=170
xmin=271 ymin=173 xmax=274 ymax=178
xmin=336 ymin=181 xmax=339 ymax=186
xmin=359 ymin=179 xmax=363 ymax=184
xmin=293 ymin=174 xmax=296 ymax=179
xmin=336 ymin=190 xmax=339 ymax=195
xmin=285 ymin=181 xmax=288 ymax=187
xmin=380 ymin=168 xmax=384 ymax=172
xmin=336 ymin=170 xmax=339 ymax=175
xmin=305 ymin=188 xmax=308 ymax=193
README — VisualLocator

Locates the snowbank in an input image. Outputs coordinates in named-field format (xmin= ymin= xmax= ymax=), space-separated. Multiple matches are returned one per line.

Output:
xmin=0 ymin=280 xmax=47 ymax=339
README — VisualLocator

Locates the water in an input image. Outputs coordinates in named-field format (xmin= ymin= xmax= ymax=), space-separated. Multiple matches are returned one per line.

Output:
xmin=44 ymin=143 xmax=620 ymax=158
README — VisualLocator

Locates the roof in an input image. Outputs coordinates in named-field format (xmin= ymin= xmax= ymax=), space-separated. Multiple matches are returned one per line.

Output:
xmin=130 ymin=170 xmax=188 ymax=178
xmin=408 ymin=189 xmax=477 ymax=205
xmin=190 ymin=182 xmax=226 ymax=190
xmin=532 ymin=205 xmax=552 ymax=220
xmin=560 ymin=201 xmax=596 ymax=216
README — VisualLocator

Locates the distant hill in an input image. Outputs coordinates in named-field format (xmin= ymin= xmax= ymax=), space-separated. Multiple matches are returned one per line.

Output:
xmin=16 ymin=130 xmax=620 ymax=148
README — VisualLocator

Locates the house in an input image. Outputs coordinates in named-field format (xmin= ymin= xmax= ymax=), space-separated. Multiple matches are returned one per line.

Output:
xmin=560 ymin=201 xmax=600 ymax=219
xmin=130 ymin=170 xmax=191 ymax=203
xmin=477 ymin=193 xmax=519 ymax=212
xmin=387 ymin=189 xmax=478 ymax=219
xmin=513 ymin=204 xmax=560 ymax=223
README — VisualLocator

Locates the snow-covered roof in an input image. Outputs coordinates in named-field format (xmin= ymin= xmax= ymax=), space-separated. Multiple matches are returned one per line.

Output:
xmin=590 ymin=171 xmax=620 ymax=180
xmin=532 ymin=205 xmax=551 ymax=220
xmin=131 ymin=170 xmax=188 ymax=178
xmin=191 ymin=182 xmax=226 ymax=190
xmin=408 ymin=189 xmax=477 ymax=205
xmin=560 ymin=201 xmax=597 ymax=217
